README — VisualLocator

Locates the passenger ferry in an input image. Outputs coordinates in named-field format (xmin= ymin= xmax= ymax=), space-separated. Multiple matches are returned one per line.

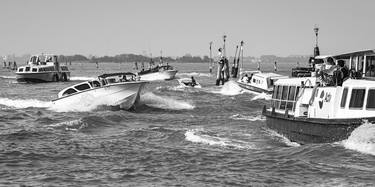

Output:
xmin=237 ymin=71 xmax=288 ymax=94
xmin=16 ymin=54 xmax=70 ymax=82
xmin=52 ymin=72 xmax=148 ymax=110
xmin=137 ymin=64 xmax=178 ymax=81
xmin=263 ymin=49 xmax=375 ymax=144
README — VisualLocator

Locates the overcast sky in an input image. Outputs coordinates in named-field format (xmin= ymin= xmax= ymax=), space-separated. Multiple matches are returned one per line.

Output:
xmin=1 ymin=0 xmax=374 ymax=57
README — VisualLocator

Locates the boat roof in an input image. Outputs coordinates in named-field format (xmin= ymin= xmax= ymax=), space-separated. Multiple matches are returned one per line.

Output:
xmin=275 ymin=77 xmax=318 ymax=86
xmin=342 ymin=78 xmax=375 ymax=88
xmin=315 ymin=49 xmax=375 ymax=60
xmin=253 ymin=72 xmax=288 ymax=79
xmin=98 ymin=72 xmax=136 ymax=78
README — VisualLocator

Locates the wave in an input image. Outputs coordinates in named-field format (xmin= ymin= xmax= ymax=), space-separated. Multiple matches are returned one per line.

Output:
xmin=141 ymin=92 xmax=195 ymax=110
xmin=48 ymin=118 xmax=88 ymax=131
xmin=230 ymin=114 xmax=265 ymax=121
xmin=217 ymin=80 xmax=243 ymax=96
xmin=266 ymin=129 xmax=300 ymax=147
xmin=0 ymin=97 xmax=119 ymax=113
xmin=70 ymin=76 xmax=95 ymax=81
xmin=342 ymin=121 xmax=375 ymax=156
xmin=0 ymin=75 xmax=16 ymax=79
xmin=177 ymin=72 xmax=212 ymax=77
xmin=0 ymin=97 xmax=52 ymax=109
xmin=185 ymin=129 xmax=254 ymax=149
xmin=251 ymin=92 xmax=272 ymax=101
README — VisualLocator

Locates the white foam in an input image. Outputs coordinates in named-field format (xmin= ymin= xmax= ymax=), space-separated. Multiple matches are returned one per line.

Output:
xmin=219 ymin=80 xmax=243 ymax=96
xmin=49 ymin=95 xmax=119 ymax=112
xmin=230 ymin=114 xmax=265 ymax=121
xmin=0 ymin=97 xmax=52 ymax=109
xmin=266 ymin=129 xmax=300 ymax=147
xmin=251 ymin=92 xmax=272 ymax=101
xmin=185 ymin=129 xmax=253 ymax=149
xmin=70 ymin=76 xmax=96 ymax=81
xmin=342 ymin=121 xmax=375 ymax=156
xmin=0 ymin=75 xmax=16 ymax=79
xmin=141 ymin=92 xmax=195 ymax=110
xmin=177 ymin=72 xmax=212 ymax=77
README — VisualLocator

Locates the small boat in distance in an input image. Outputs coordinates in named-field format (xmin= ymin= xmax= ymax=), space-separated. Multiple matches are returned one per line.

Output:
xmin=263 ymin=49 xmax=375 ymax=144
xmin=52 ymin=72 xmax=148 ymax=110
xmin=237 ymin=71 xmax=288 ymax=94
xmin=138 ymin=64 xmax=178 ymax=81
xmin=16 ymin=54 xmax=70 ymax=83
xmin=178 ymin=78 xmax=201 ymax=88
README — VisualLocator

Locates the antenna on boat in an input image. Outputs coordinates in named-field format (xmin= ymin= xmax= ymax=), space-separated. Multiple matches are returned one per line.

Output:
xmin=209 ymin=41 xmax=213 ymax=73
xmin=313 ymin=24 xmax=320 ymax=57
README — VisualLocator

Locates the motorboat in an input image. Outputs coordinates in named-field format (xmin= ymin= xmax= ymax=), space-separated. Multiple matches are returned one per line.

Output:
xmin=16 ymin=54 xmax=70 ymax=82
xmin=263 ymin=49 xmax=375 ymax=144
xmin=237 ymin=71 xmax=288 ymax=94
xmin=137 ymin=64 xmax=178 ymax=81
xmin=177 ymin=78 xmax=202 ymax=88
xmin=52 ymin=72 xmax=148 ymax=110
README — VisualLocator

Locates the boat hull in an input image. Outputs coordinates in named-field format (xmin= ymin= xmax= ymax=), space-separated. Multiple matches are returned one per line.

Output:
xmin=139 ymin=70 xmax=177 ymax=81
xmin=262 ymin=107 xmax=366 ymax=144
xmin=16 ymin=72 xmax=70 ymax=83
xmin=52 ymin=81 xmax=147 ymax=110
xmin=237 ymin=81 xmax=272 ymax=94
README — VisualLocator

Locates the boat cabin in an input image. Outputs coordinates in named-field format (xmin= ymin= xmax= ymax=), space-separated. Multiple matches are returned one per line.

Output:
xmin=239 ymin=71 xmax=288 ymax=91
xmin=17 ymin=54 xmax=69 ymax=73
xmin=57 ymin=72 xmax=138 ymax=98
xmin=270 ymin=49 xmax=375 ymax=119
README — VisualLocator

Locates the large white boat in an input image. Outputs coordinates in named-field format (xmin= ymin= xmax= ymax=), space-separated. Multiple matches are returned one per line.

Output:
xmin=263 ymin=49 xmax=375 ymax=144
xmin=237 ymin=71 xmax=288 ymax=94
xmin=52 ymin=72 xmax=148 ymax=110
xmin=16 ymin=54 xmax=70 ymax=83
xmin=138 ymin=64 xmax=178 ymax=81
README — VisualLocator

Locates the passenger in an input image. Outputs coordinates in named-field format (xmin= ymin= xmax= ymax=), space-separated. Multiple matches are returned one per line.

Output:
xmin=191 ymin=76 xmax=197 ymax=87
xmin=249 ymin=73 xmax=253 ymax=83
xmin=337 ymin=60 xmax=349 ymax=79
xmin=242 ymin=74 xmax=249 ymax=83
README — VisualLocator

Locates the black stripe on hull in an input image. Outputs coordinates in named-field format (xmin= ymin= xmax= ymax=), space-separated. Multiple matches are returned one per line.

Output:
xmin=262 ymin=107 xmax=367 ymax=144
xmin=237 ymin=82 xmax=272 ymax=94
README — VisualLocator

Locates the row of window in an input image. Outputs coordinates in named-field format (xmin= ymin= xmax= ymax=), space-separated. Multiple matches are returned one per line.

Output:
xmin=271 ymin=85 xmax=301 ymax=111
xmin=18 ymin=67 xmax=57 ymax=72
xmin=340 ymin=88 xmax=375 ymax=109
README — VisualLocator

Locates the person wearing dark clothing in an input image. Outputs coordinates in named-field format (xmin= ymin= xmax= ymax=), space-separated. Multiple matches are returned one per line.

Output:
xmin=191 ymin=76 xmax=196 ymax=87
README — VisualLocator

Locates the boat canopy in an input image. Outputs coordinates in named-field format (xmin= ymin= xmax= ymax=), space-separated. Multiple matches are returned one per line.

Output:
xmin=332 ymin=49 xmax=375 ymax=59
xmin=98 ymin=72 xmax=136 ymax=78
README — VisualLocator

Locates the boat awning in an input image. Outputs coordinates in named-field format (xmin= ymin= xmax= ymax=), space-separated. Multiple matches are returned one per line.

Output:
xmin=98 ymin=72 xmax=136 ymax=78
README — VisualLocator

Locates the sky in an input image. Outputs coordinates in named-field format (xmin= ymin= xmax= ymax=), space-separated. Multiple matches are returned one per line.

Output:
xmin=1 ymin=0 xmax=375 ymax=57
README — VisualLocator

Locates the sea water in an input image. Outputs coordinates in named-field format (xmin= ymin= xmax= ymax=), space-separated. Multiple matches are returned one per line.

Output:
xmin=0 ymin=61 xmax=374 ymax=186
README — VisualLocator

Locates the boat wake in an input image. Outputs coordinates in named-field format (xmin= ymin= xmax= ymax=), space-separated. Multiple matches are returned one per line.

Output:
xmin=342 ymin=121 xmax=375 ymax=156
xmin=216 ymin=80 xmax=243 ymax=96
xmin=230 ymin=114 xmax=265 ymax=121
xmin=0 ymin=97 xmax=126 ymax=112
xmin=141 ymin=92 xmax=195 ymax=110
xmin=184 ymin=129 xmax=254 ymax=149
xmin=251 ymin=92 xmax=272 ymax=101
xmin=48 ymin=118 xmax=88 ymax=131
xmin=0 ymin=97 xmax=52 ymax=109
xmin=70 ymin=76 xmax=95 ymax=81
xmin=177 ymin=72 xmax=212 ymax=77
xmin=266 ymin=129 xmax=301 ymax=147
xmin=0 ymin=75 xmax=16 ymax=79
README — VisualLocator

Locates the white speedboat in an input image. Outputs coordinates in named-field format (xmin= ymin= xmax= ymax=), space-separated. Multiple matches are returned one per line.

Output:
xmin=16 ymin=54 xmax=70 ymax=83
xmin=52 ymin=72 xmax=148 ymax=110
xmin=263 ymin=49 xmax=375 ymax=144
xmin=177 ymin=78 xmax=201 ymax=88
xmin=138 ymin=65 xmax=178 ymax=81
xmin=237 ymin=71 xmax=288 ymax=94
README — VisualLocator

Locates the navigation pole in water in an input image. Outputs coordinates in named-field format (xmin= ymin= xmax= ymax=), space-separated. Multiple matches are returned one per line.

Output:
xmin=231 ymin=45 xmax=238 ymax=78
xmin=216 ymin=35 xmax=230 ymax=85
xmin=236 ymin=41 xmax=244 ymax=77
xmin=313 ymin=25 xmax=320 ymax=57
xmin=209 ymin=41 xmax=213 ymax=73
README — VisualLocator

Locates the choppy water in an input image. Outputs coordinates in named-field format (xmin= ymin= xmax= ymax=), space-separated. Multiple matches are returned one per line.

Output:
xmin=0 ymin=62 xmax=374 ymax=186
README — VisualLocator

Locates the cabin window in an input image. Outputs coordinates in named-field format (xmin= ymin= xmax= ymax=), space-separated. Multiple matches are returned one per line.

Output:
xmin=366 ymin=89 xmax=375 ymax=109
xmin=92 ymin=80 xmax=100 ymax=87
xmin=276 ymin=85 xmax=282 ymax=99
xmin=272 ymin=86 xmax=278 ymax=99
xmin=349 ymin=88 xmax=365 ymax=109
xmin=25 ymin=67 xmax=30 ymax=71
xmin=288 ymin=86 xmax=296 ymax=101
xmin=365 ymin=56 xmax=375 ymax=77
xmin=281 ymin=86 xmax=288 ymax=100
xmin=74 ymin=83 xmax=91 ymax=91
xmin=32 ymin=68 xmax=37 ymax=72
xmin=62 ymin=88 xmax=77 ymax=96
xmin=18 ymin=68 xmax=23 ymax=72
xmin=340 ymin=88 xmax=348 ymax=108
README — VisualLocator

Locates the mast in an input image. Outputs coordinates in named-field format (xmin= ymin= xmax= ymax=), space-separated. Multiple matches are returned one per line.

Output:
xmin=209 ymin=41 xmax=213 ymax=73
